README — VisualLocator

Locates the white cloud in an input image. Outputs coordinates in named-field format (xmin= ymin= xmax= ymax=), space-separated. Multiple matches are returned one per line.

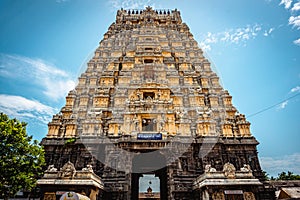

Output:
xmin=260 ymin=153 xmax=300 ymax=177
xmin=293 ymin=38 xmax=300 ymax=45
xmin=109 ymin=0 xmax=155 ymax=10
xmin=291 ymin=2 xmax=300 ymax=11
xmin=199 ymin=24 xmax=266 ymax=51
xmin=199 ymin=42 xmax=212 ymax=51
xmin=291 ymin=85 xmax=300 ymax=92
xmin=278 ymin=1 xmax=300 ymax=46
xmin=44 ymin=80 xmax=76 ymax=100
xmin=0 ymin=54 xmax=76 ymax=101
xmin=264 ymin=28 xmax=275 ymax=36
xmin=275 ymin=86 xmax=300 ymax=110
xmin=277 ymin=100 xmax=289 ymax=109
xmin=289 ymin=15 xmax=300 ymax=29
xmin=0 ymin=94 xmax=57 ymax=124
xmin=279 ymin=0 xmax=293 ymax=9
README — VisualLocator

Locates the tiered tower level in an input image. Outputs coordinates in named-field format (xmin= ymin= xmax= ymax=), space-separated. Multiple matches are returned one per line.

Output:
xmin=42 ymin=7 xmax=274 ymax=200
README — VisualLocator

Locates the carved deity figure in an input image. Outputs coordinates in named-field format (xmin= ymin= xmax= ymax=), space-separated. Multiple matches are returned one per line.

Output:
xmin=46 ymin=165 xmax=57 ymax=172
xmin=204 ymin=164 xmax=217 ymax=173
xmin=157 ymin=90 xmax=162 ymax=99
xmin=212 ymin=192 xmax=225 ymax=200
xmin=60 ymin=161 xmax=76 ymax=179
xmin=44 ymin=192 xmax=56 ymax=200
xmin=163 ymin=91 xmax=168 ymax=100
xmin=82 ymin=164 xmax=94 ymax=173
xmin=243 ymin=192 xmax=256 ymax=200
xmin=136 ymin=90 xmax=142 ymax=100
xmin=175 ymin=109 xmax=185 ymax=121
xmin=223 ymin=162 xmax=236 ymax=179
xmin=132 ymin=114 xmax=139 ymax=131
xmin=159 ymin=114 xmax=166 ymax=131
xmin=240 ymin=164 xmax=252 ymax=172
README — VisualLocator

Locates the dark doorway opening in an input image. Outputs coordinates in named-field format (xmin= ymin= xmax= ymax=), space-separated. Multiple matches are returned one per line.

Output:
xmin=144 ymin=59 xmax=153 ymax=63
xmin=143 ymin=92 xmax=155 ymax=99
xmin=131 ymin=152 xmax=167 ymax=200
xmin=142 ymin=118 xmax=156 ymax=132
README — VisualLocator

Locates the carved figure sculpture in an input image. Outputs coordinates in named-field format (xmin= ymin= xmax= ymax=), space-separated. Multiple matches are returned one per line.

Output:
xmin=60 ymin=161 xmax=76 ymax=179
xmin=240 ymin=164 xmax=252 ymax=172
xmin=243 ymin=192 xmax=256 ymax=200
xmin=82 ymin=164 xmax=94 ymax=173
xmin=46 ymin=165 xmax=57 ymax=172
xmin=204 ymin=164 xmax=217 ymax=173
xmin=223 ymin=162 xmax=236 ymax=179
xmin=212 ymin=192 xmax=225 ymax=200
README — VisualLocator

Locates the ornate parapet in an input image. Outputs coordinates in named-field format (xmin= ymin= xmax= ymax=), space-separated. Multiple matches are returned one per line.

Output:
xmin=38 ymin=162 xmax=104 ymax=200
xmin=38 ymin=162 xmax=104 ymax=189
xmin=115 ymin=6 xmax=182 ymax=26
xmin=193 ymin=163 xmax=262 ymax=190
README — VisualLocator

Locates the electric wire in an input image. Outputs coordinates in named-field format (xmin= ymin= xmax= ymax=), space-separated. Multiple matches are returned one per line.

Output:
xmin=247 ymin=92 xmax=300 ymax=118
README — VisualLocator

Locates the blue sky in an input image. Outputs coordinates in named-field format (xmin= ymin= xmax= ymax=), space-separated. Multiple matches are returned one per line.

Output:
xmin=0 ymin=0 xmax=299 ymax=177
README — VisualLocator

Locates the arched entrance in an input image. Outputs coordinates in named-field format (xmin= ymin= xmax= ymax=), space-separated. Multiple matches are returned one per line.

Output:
xmin=131 ymin=151 xmax=168 ymax=200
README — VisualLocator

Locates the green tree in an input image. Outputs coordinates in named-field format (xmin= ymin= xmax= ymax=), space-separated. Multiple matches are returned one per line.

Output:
xmin=0 ymin=113 xmax=45 ymax=198
xmin=262 ymin=170 xmax=270 ymax=181
xmin=277 ymin=171 xmax=300 ymax=180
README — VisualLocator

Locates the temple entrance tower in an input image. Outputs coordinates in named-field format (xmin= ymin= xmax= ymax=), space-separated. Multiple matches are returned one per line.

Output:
xmin=39 ymin=6 xmax=275 ymax=200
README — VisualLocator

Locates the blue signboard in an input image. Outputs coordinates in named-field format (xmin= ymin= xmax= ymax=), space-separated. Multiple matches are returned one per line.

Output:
xmin=137 ymin=133 xmax=162 ymax=140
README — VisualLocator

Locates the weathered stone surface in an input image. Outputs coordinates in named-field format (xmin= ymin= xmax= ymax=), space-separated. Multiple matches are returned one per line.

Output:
xmin=38 ymin=163 xmax=104 ymax=200
xmin=40 ymin=6 xmax=275 ymax=200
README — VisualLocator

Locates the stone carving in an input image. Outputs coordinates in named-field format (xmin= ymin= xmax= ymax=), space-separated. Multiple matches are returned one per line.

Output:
xmin=223 ymin=162 xmax=236 ymax=179
xmin=46 ymin=165 xmax=57 ymax=172
xmin=240 ymin=164 xmax=252 ymax=172
xmin=59 ymin=161 xmax=76 ymax=179
xmin=43 ymin=192 xmax=56 ymax=200
xmin=243 ymin=192 xmax=256 ymax=200
xmin=159 ymin=114 xmax=166 ymax=131
xmin=82 ymin=164 xmax=94 ymax=173
xmin=212 ymin=192 xmax=225 ymax=200
xmin=132 ymin=114 xmax=139 ymax=131
xmin=175 ymin=109 xmax=185 ymax=121
xmin=40 ymin=6 xmax=269 ymax=200
xmin=204 ymin=164 xmax=217 ymax=173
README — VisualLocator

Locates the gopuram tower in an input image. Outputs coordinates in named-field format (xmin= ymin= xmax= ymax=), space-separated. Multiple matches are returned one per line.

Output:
xmin=38 ymin=6 xmax=275 ymax=200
